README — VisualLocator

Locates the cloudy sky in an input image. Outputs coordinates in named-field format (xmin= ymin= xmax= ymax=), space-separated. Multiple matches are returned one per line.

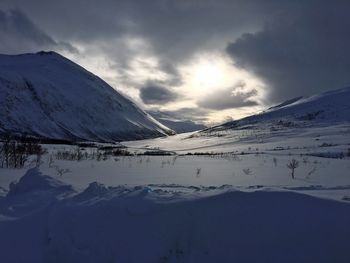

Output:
xmin=1 ymin=0 xmax=349 ymax=124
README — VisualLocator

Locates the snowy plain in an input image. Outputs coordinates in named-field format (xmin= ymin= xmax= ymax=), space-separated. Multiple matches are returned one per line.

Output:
xmin=1 ymin=124 xmax=350 ymax=201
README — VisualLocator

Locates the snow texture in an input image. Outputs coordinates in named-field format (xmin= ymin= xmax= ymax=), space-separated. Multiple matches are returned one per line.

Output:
xmin=1 ymin=169 xmax=350 ymax=263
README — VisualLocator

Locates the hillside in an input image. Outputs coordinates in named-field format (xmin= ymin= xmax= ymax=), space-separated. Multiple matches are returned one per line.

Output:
xmin=0 ymin=51 xmax=173 ymax=142
xmin=203 ymin=87 xmax=350 ymax=134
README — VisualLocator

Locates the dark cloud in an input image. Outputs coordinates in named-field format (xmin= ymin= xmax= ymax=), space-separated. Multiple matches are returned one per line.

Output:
xmin=139 ymin=83 xmax=179 ymax=105
xmin=157 ymin=60 xmax=184 ymax=87
xmin=0 ymin=0 xmax=265 ymax=90
xmin=0 ymin=1 xmax=263 ymax=51
xmin=226 ymin=0 xmax=350 ymax=102
xmin=150 ymin=107 xmax=211 ymax=123
xmin=148 ymin=107 xmax=211 ymax=123
xmin=0 ymin=9 xmax=77 ymax=54
xmin=198 ymin=83 xmax=258 ymax=110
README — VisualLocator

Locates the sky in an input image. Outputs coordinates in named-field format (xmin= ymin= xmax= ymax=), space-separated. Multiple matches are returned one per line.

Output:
xmin=0 ymin=0 xmax=349 ymax=124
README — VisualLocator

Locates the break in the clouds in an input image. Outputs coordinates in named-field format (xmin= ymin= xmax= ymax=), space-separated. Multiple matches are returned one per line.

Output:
xmin=0 ymin=0 xmax=349 ymax=123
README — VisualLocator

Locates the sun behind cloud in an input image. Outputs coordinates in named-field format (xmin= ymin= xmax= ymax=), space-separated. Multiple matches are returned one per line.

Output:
xmin=193 ymin=61 xmax=224 ymax=89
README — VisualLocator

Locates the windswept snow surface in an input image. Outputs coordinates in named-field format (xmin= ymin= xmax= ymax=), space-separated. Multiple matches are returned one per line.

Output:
xmin=0 ymin=51 xmax=173 ymax=142
xmin=0 ymin=168 xmax=350 ymax=263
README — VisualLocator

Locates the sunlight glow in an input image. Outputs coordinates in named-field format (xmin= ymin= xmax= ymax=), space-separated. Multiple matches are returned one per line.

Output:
xmin=193 ymin=62 xmax=224 ymax=89
xmin=67 ymin=47 xmax=267 ymax=124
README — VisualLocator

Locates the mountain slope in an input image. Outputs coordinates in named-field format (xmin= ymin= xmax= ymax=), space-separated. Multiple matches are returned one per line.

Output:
xmin=0 ymin=51 xmax=174 ymax=142
xmin=203 ymin=86 xmax=350 ymax=133
xmin=147 ymin=111 xmax=207 ymax=133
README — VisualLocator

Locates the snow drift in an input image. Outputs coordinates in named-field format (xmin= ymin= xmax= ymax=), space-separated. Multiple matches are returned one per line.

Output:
xmin=0 ymin=51 xmax=173 ymax=142
xmin=1 ymin=169 xmax=350 ymax=263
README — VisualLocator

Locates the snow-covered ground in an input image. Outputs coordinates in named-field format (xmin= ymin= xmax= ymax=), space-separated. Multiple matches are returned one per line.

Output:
xmin=1 ymin=168 xmax=350 ymax=263
xmin=1 ymin=86 xmax=350 ymax=262
xmin=1 ymin=124 xmax=350 ymax=201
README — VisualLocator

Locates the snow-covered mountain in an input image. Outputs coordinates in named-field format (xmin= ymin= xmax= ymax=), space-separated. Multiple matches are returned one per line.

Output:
xmin=147 ymin=110 xmax=207 ymax=133
xmin=203 ymin=86 xmax=350 ymax=133
xmin=0 ymin=51 xmax=174 ymax=142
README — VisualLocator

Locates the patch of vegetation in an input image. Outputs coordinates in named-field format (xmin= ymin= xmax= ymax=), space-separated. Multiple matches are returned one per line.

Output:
xmin=143 ymin=150 xmax=175 ymax=156
xmin=299 ymin=110 xmax=323 ymax=121
xmin=307 ymin=152 xmax=345 ymax=159
xmin=0 ymin=136 xmax=46 ymax=168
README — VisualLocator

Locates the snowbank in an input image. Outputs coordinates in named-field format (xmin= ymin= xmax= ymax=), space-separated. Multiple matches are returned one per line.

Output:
xmin=7 ymin=168 xmax=73 ymax=196
xmin=0 ymin=169 xmax=350 ymax=263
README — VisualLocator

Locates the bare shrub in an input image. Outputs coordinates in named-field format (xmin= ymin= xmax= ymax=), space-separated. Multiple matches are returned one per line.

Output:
xmin=55 ymin=147 xmax=87 ymax=161
xmin=242 ymin=168 xmax=253 ymax=175
xmin=287 ymin=159 xmax=299 ymax=179
xmin=0 ymin=136 xmax=45 ymax=168
xmin=196 ymin=168 xmax=202 ymax=177
xmin=306 ymin=167 xmax=317 ymax=179
xmin=111 ymin=148 xmax=132 ymax=156
xmin=172 ymin=156 xmax=178 ymax=165
xmin=54 ymin=165 xmax=71 ymax=177
xmin=273 ymin=157 xmax=278 ymax=167
xmin=75 ymin=147 xmax=83 ymax=161
xmin=48 ymin=155 xmax=55 ymax=167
